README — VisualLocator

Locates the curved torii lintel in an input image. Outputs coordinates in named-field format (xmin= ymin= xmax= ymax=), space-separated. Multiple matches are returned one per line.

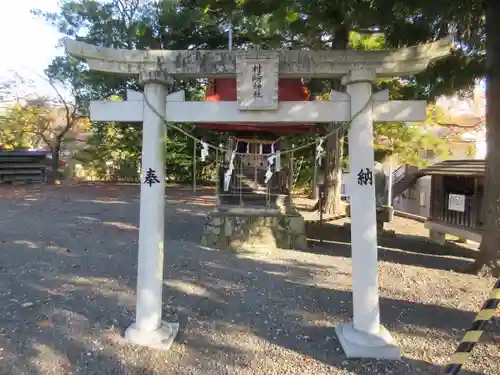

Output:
xmin=63 ymin=36 xmax=453 ymax=79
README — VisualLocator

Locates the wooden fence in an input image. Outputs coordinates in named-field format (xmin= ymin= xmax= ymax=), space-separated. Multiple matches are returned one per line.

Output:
xmin=431 ymin=192 xmax=483 ymax=230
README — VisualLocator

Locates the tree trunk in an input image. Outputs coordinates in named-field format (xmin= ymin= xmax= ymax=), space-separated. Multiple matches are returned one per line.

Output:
xmin=51 ymin=142 xmax=61 ymax=183
xmin=322 ymin=26 xmax=349 ymax=215
xmin=323 ymin=116 xmax=345 ymax=215
xmin=471 ymin=0 xmax=500 ymax=277
xmin=309 ymin=143 xmax=318 ymax=199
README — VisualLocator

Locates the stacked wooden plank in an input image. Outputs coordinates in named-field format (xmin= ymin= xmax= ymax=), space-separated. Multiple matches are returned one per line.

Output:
xmin=0 ymin=151 xmax=48 ymax=184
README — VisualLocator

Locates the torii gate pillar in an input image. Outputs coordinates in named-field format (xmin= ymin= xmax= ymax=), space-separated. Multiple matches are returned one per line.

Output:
xmin=124 ymin=71 xmax=179 ymax=349
xmin=335 ymin=69 xmax=400 ymax=359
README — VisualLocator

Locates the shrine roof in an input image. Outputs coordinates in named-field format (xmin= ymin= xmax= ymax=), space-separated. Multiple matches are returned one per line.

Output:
xmin=419 ymin=159 xmax=485 ymax=177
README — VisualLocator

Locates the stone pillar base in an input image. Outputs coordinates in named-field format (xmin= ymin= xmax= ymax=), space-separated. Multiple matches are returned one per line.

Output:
xmin=124 ymin=321 xmax=179 ymax=350
xmin=335 ymin=323 xmax=400 ymax=360
xmin=429 ymin=229 xmax=446 ymax=245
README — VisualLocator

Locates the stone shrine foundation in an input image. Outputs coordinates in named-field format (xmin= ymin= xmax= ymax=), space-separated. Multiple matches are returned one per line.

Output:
xmin=202 ymin=206 xmax=307 ymax=252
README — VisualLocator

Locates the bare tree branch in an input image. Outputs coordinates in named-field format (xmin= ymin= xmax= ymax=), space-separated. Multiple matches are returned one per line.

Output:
xmin=0 ymin=71 xmax=86 ymax=153
xmin=33 ymin=72 xmax=73 ymax=131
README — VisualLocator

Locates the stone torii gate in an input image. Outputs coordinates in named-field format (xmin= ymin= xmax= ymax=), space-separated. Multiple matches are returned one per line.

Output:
xmin=64 ymin=37 xmax=452 ymax=359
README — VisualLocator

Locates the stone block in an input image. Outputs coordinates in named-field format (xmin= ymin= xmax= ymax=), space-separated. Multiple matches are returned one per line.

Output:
xmin=377 ymin=205 xmax=394 ymax=222
xmin=288 ymin=215 xmax=305 ymax=235
xmin=124 ymin=321 xmax=179 ymax=350
xmin=384 ymin=229 xmax=396 ymax=237
xmin=224 ymin=218 xmax=233 ymax=236
xmin=292 ymin=234 xmax=307 ymax=249
xmin=211 ymin=217 xmax=222 ymax=226
xmin=202 ymin=233 xmax=219 ymax=247
xmin=335 ymin=323 xmax=400 ymax=360
xmin=201 ymin=235 xmax=209 ymax=247
xmin=199 ymin=209 xmax=308 ymax=252
xmin=274 ymin=228 xmax=288 ymax=249
xmin=205 ymin=224 xmax=221 ymax=235
xmin=429 ymin=230 xmax=446 ymax=245
xmin=377 ymin=220 xmax=384 ymax=232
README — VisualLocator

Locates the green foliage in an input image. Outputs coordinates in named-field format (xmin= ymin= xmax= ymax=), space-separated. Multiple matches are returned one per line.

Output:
xmin=74 ymin=122 xmax=142 ymax=180
xmin=373 ymin=122 xmax=448 ymax=167
xmin=33 ymin=0 xmax=484 ymax=183
xmin=0 ymin=127 xmax=31 ymax=151
xmin=0 ymin=102 xmax=56 ymax=150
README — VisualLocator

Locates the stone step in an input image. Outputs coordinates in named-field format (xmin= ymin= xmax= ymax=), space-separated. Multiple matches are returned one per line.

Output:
xmin=230 ymin=185 xmax=272 ymax=192
xmin=220 ymin=197 xmax=280 ymax=208
xmin=220 ymin=193 xmax=286 ymax=205
xmin=230 ymin=182 xmax=273 ymax=192
xmin=229 ymin=189 xmax=281 ymax=197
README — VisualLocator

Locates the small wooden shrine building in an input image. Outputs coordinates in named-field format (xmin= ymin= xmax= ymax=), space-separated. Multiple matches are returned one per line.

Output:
xmin=197 ymin=77 xmax=316 ymax=208
xmin=420 ymin=159 xmax=485 ymax=243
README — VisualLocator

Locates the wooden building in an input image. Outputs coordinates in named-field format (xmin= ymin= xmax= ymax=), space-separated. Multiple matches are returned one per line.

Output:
xmin=199 ymin=78 xmax=313 ymax=209
xmin=420 ymin=159 xmax=484 ymax=243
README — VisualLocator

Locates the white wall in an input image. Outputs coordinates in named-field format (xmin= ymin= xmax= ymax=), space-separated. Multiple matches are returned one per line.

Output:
xmin=392 ymin=176 xmax=432 ymax=218
xmin=341 ymin=172 xmax=351 ymax=197
xmin=340 ymin=171 xmax=432 ymax=217
xmin=476 ymin=140 xmax=487 ymax=159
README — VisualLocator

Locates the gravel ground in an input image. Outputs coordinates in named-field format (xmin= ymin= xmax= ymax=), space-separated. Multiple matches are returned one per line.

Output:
xmin=0 ymin=183 xmax=498 ymax=375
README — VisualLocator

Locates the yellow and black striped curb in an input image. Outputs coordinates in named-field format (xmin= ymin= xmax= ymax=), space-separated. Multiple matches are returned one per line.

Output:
xmin=441 ymin=278 xmax=500 ymax=375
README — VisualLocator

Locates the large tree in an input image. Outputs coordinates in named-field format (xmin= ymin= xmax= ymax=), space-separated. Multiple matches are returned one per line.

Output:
xmin=471 ymin=0 xmax=500 ymax=276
